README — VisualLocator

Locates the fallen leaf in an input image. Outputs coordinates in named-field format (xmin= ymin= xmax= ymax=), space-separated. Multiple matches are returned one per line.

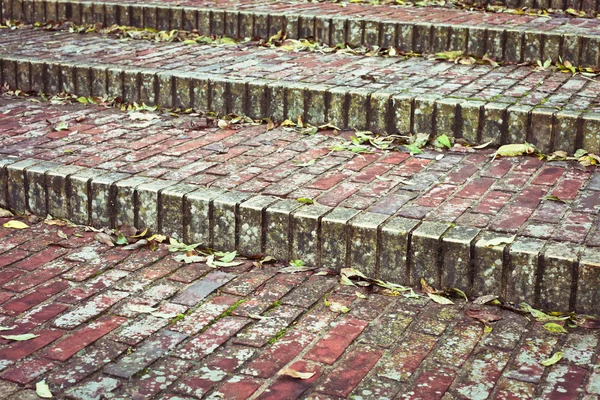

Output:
xmin=1 ymin=333 xmax=39 ymax=341
xmin=94 ymin=232 xmax=114 ymax=247
xmin=420 ymin=278 xmax=436 ymax=295
xmin=494 ymin=143 xmax=537 ymax=158
xmin=466 ymin=308 xmax=503 ymax=323
xmin=473 ymin=140 xmax=494 ymax=149
xmin=173 ymin=253 xmax=207 ymax=264
xmin=0 ymin=208 xmax=14 ymax=217
xmin=355 ymin=291 xmax=367 ymax=299
xmin=543 ymin=195 xmax=568 ymax=203
xmin=3 ymin=220 xmax=29 ymax=229
xmin=427 ymin=293 xmax=454 ymax=305
xmin=53 ymin=121 xmax=69 ymax=131
xmin=115 ymin=233 xmax=128 ymax=245
xmin=278 ymin=265 xmax=317 ymax=273
xmin=540 ymin=351 xmax=562 ymax=366
xmin=544 ymin=322 xmax=568 ymax=334
xmin=436 ymin=134 xmax=452 ymax=149
xmin=122 ymin=239 xmax=149 ymax=250
xmin=473 ymin=294 xmax=499 ymax=305
xmin=0 ymin=325 xmax=16 ymax=331
xmin=248 ymin=314 xmax=274 ymax=320
xmin=297 ymin=197 xmax=314 ymax=204
xmin=329 ymin=302 xmax=350 ymax=313
xmin=36 ymin=380 xmax=52 ymax=399
xmin=57 ymin=230 xmax=68 ymax=240
xmin=128 ymin=304 xmax=159 ymax=313
xmin=278 ymin=367 xmax=316 ymax=380
xmin=480 ymin=235 xmax=515 ymax=247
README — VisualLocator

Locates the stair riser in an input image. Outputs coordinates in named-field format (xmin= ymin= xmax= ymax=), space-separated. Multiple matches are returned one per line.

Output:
xmin=1 ymin=155 xmax=597 ymax=313
xmin=2 ymin=56 xmax=600 ymax=154
xmin=3 ymin=0 xmax=600 ymax=69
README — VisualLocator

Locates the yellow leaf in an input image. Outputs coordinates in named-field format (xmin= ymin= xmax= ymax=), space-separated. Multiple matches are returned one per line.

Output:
xmin=544 ymin=322 xmax=567 ymax=334
xmin=427 ymin=293 xmax=454 ymax=305
xmin=541 ymin=352 xmax=562 ymax=366
xmin=3 ymin=220 xmax=29 ymax=229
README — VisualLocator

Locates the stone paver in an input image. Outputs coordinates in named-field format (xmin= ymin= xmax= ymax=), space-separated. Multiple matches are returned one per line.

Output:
xmin=0 ymin=216 xmax=598 ymax=399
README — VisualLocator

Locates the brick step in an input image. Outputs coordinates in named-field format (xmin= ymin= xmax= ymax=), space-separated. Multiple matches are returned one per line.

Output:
xmin=1 ymin=87 xmax=600 ymax=315
xmin=463 ymin=0 xmax=600 ymax=15
xmin=1 ymin=153 xmax=599 ymax=315
xmin=3 ymin=0 xmax=600 ymax=68
xmin=1 ymin=29 xmax=600 ymax=154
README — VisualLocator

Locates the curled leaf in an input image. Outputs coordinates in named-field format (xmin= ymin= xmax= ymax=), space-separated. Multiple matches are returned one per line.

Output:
xmin=278 ymin=367 xmax=316 ymax=380
xmin=94 ymin=232 xmax=114 ymax=247
xmin=541 ymin=352 xmax=562 ymax=366
xmin=1 ymin=333 xmax=39 ymax=341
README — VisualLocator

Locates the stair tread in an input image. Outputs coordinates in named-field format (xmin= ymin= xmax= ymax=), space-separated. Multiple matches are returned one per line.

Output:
xmin=1 ymin=28 xmax=598 ymax=115
xmin=60 ymin=0 xmax=600 ymax=34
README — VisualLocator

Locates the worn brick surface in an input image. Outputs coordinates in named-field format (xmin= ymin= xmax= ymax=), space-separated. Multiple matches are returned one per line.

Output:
xmin=0 ymin=209 xmax=597 ymax=398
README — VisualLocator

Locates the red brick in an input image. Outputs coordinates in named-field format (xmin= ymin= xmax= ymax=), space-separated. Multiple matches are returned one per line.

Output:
xmin=391 ymin=158 xmax=431 ymax=176
xmin=317 ymin=346 xmax=384 ymax=397
xmin=532 ymin=166 xmax=565 ymax=186
xmin=552 ymin=177 xmax=586 ymax=200
xmin=481 ymin=158 xmax=513 ymax=178
xmin=125 ymin=357 xmax=192 ymax=400
xmin=0 ymin=303 xmax=69 ymax=344
xmin=351 ymin=163 xmax=394 ymax=183
xmin=211 ymin=376 xmax=262 ymax=400
xmin=0 ymin=249 xmax=29 ymax=269
xmin=512 ymin=186 xmax=547 ymax=209
xmin=376 ymin=332 xmax=438 ymax=381
xmin=456 ymin=177 xmax=495 ymax=199
xmin=553 ymin=211 xmax=595 ymax=243
xmin=0 ymin=358 xmax=57 ymax=384
xmin=0 ymin=328 xmax=64 ymax=362
xmin=491 ymin=206 xmax=534 ymax=233
xmin=539 ymin=364 xmax=587 ymax=399
xmin=443 ymin=164 xmax=479 ymax=185
xmin=473 ymin=191 xmax=512 ymax=214
xmin=44 ymin=315 xmax=127 ymax=361
xmin=175 ymin=316 xmax=250 ymax=359
xmin=427 ymin=197 xmax=473 ymax=222
xmin=304 ymin=317 xmax=368 ymax=365
xmin=381 ymin=152 xmax=410 ymax=165
xmin=256 ymin=360 xmax=322 ymax=400
xmin=0 ymin=269 xmax=25 ymax=286
xmin=9 ymin=247 xmax=68 ymax=271
xmin=344 ymin=153 xmax=382 ymax=172
xmin=171 ymin=295 xmax=240 ymax=335
xmin=416 ymin=184 xmax=458 ymax=207
xmin=316 ymin=182 xmax=361 ymax=207
xmin=2 ymin=260 xmax=74 ymax=293
xmin=400 ymin=367 xmax=456 ymax=400
xmin=307 ymin=171 xmax=351 ymax=190
xmin=53 ymin=290 xmax=129 ymax=329
xmin=0 ymin=280 xmax=69 ymax=316
xmin=242 ymin=330 xmax=316 ymax=378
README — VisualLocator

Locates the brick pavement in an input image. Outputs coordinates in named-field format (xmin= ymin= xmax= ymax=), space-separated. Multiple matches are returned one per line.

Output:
xmin=4 ymin=0 xmax=600 ymax=66
xmin=0 ymin=215 xmax=598 ymax=399
xmin=1 ymin=27 xmax=600 ymax=153
xmin=0 ymin=96 xmax=599 ymax=314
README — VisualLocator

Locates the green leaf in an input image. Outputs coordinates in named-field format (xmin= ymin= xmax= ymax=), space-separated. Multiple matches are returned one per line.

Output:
xmin=405 ymin=144 xmax=423 ymax=155
xmin=1 ymin=333 xmax=39 ymax=341
xmin=115 ymin=233 xmax=128 ymax=245
xmin=544 ymin=322 xmax=568 ymax=334
xmin=541 ymin=351 xmax=563 ymax=366
xmin=543 ymin=195 xmax=568 ymax=203
xmin=574 ymin=149 xmax=588 ymax=158
xmin=436 ymin=134 xmax=452 ymax=149
xmin=215 ymin=251 xmax=237 ymax=263
xmin=76 ymin=96 xmax=89 ymax=104
xmin=297 ymin=197 xmax=314 ymax=204
xmin=290 ymin=259 xmax=305 ymax=267
xmin=36 ymin=380 xmax=53 ymax=399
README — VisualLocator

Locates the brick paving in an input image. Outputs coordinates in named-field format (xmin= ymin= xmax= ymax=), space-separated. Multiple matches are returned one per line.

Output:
xmin=0 ymin=96 xmax=599 ymax=314
xmin=2 ymin=27 xmax=600 ymax=153
xmin=5 ymin=0 xmax=600 ymax=81
xmin=0 ymin=215 xmax=597 ymax=399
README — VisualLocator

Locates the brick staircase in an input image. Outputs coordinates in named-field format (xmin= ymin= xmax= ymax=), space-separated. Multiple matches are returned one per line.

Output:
xmin=1 ymin=0 xmax=600 ymax=315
